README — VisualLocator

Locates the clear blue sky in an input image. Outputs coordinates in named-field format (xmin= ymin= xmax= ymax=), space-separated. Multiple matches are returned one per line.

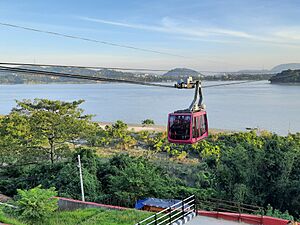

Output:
xmin=0 ymin=0 xmax=300 ymax=71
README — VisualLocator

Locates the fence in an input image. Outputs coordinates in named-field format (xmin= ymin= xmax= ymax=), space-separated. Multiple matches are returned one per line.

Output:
xmin=197 ymin=197 xmax=264 ymax=224
xmin=135 ymin=195 xmax=196 ymax=225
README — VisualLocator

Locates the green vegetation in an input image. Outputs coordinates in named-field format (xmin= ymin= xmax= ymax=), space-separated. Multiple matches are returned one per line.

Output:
xmin=0 ymin=99 xmax=299 ymax=221
xmin=265 ymin=204 xmax=294 ymax=221
xmin=142 ymin=119 xmax=155 ymax=125
xmin=0 ymin=207 xmax=152 ymax=225
xmin=12 ymin=186 xmax=58 ymax=223
xmin=0 ymin=210 xmax=26 ymax=225
xmin=40 ymin=208 xmax=152 ymax=225
xmin=0 ymin=99 xmax=95 ymax=164
xmin=269 ymin=69 xmax=300 ymax=83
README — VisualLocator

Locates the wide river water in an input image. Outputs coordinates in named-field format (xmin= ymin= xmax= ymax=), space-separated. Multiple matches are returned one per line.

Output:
xmin=0 ymin=81 xmax=299 ymax=135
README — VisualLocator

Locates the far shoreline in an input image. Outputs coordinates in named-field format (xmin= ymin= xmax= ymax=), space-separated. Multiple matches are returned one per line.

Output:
xmin=98 ymin=121 xmax=239 ymax=134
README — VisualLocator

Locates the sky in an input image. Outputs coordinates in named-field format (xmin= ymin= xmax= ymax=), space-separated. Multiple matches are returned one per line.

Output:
xmin=0 ymin=0 xmax=300 ymax=71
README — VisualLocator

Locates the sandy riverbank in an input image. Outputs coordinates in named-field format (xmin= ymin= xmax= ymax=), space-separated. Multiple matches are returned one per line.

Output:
xmin=98 ymin=122 xmax=233 ymax=134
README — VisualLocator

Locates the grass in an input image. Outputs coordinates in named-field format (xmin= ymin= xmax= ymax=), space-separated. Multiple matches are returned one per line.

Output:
xmin=0 ymin=210 xmax=26 ymax=225
xmin=0 ymin=208 xmax=153 ymax=225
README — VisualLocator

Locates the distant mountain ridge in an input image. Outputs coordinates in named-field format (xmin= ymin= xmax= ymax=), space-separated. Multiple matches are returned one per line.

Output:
xmin=237 ymin=63 xmax=300 ymax=74
xmin=163 ymin=68 xmax=202 ymax=77
xmin=165 ymin=64 xmax=300 ymax=76
xmin=271 ymin=63 xmax=300 ymax=73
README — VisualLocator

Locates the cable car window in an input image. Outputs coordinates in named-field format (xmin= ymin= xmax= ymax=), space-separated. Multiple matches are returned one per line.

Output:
xmin=200 ymin=115 xmax=207 ymax=136
xmin=169 ymin=115 xmax=191 ymax=140
xmin=192 ymin=117 xmax=197 ymax=138
xmin=196 ymin=116 xmax=201 ymax=138
xmin=193 ymin=116 xmax=201 ymax=138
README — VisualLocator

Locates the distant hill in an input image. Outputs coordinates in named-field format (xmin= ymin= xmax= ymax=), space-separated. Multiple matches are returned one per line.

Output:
xmin=269 ymin=69 xmax=300 ymax=83
xmin=0 ymin=66 xmax=139 ymax=84
xmin=163 ymin=68 xmax=202 ymax=77
xmin=235 ymin=63 xmax=300 ymax=74
xmin=271 ymin=63 xmax=300 ymax=73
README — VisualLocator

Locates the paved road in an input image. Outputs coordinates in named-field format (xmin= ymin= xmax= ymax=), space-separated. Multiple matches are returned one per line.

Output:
xmin=187 ymin=216 xmax=247 ymax=225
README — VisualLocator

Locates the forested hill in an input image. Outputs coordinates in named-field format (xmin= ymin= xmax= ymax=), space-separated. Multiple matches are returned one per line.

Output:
xmin=269 ymin=69 xmax=300 ymax=83
xmin=0 ymin=66 xmax=142 ymax=84
xmin=163 ymin=68 xmax=202 ymax=77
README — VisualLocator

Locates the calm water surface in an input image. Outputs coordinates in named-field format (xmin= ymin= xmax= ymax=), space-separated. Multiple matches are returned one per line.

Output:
xmin=0 ymin=81 xmax=299 ymax=135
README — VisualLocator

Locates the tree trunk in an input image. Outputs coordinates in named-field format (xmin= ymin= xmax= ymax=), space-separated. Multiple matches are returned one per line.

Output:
xmin=49 ymin=139 xmax=55 ymax=164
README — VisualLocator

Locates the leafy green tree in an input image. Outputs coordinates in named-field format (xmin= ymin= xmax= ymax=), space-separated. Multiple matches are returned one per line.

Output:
xmin=141 ymin=119 xmax=155 ymax=126
xmin=13 ymin=185 xmax=58 ymax=223
xmin=16 ymin=148 xmax=102 ymax=202
xmin=104 ymin=121 xmax=136 ymax=150
xmin=0 ymin=112 xmax=38 ymax=164
xmin=5 ymin=99 xmax=94 ymax=163
xmin=98 ymin=154 xmax=178 ymax=205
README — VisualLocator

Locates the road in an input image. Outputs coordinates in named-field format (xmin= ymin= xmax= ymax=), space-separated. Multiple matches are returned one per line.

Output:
xmin=187 ymin=216 xmax=248 ymax=225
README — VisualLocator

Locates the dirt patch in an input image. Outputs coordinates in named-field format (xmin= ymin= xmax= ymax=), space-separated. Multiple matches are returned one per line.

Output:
xmin=0 ymin=194 xmax=11 ymax=203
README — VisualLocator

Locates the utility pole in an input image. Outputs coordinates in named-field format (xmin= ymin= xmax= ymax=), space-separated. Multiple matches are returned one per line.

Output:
xmin=78 ymin=155 xmax=85 ymax=202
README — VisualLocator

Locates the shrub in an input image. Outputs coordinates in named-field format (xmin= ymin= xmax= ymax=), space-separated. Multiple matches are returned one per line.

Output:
xmin=265 ymin=204 xmax=294 ymax=220
xmin=141 ymin=119 xmax=155 ymax=125
xmin=14 ymin=185 xmax=58 ymax=223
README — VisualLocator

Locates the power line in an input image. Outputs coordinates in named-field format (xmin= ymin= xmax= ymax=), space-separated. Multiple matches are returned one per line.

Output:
xmin=0 ymin=65 xmax=263 ymax=89
xmin=203 ymin=80 xmax=259 ymax=88
xmin=0 ymin=62 xmax=168 ymax=72
xmin=0 ymin=22 xmax=185 ymax=58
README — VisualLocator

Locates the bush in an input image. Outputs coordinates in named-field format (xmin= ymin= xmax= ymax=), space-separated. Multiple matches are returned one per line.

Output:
xmin=13 ymin=185 xmax=58 ymax=223
xmin=265 ymin=204 xmax=294 ymax=220
xmin=141 ymin=119 xmax=155 ymax=125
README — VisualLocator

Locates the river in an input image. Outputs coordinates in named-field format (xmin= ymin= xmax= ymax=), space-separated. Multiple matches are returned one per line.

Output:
xmin=0 ymin=81 xmax=299 ymax=135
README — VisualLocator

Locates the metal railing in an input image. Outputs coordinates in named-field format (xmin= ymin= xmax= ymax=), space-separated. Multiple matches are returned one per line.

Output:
xmin=135 ymin=195 xmax=196 ymax=225
xmin=197 ymin=197 xmax=264 ymax=224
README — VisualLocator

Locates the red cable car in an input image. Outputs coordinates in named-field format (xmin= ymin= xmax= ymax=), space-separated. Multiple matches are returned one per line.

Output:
xmin=168 ymin=81 xmax=208 ymax=144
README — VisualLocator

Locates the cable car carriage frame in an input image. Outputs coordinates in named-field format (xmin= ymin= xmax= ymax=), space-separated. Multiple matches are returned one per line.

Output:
xmin=168 ymin=80 xmax=208 ymax=144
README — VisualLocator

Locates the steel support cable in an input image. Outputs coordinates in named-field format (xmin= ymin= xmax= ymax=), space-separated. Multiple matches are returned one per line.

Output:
xmin=203 ymin=80 xmax=259 ymax=88
xmin=0 ymin=22 xmax=184 ymax=58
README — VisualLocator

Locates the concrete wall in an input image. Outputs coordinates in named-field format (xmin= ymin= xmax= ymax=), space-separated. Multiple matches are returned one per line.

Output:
xmin=55 ymin=197 xmax=129 ymax=211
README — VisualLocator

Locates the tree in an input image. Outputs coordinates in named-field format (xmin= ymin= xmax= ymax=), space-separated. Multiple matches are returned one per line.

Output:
xmin=141 ymin=119 xmax=155 ymax=126
xmin=2 ymin=99 xmax=94 ymax=164
xmin=104 ymin=121 xmax=136 ymax=150
xmin=0 ymin=112 xmax=35 ymax=164
xmin=98 ymin=154 xmax=178 ymax=205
